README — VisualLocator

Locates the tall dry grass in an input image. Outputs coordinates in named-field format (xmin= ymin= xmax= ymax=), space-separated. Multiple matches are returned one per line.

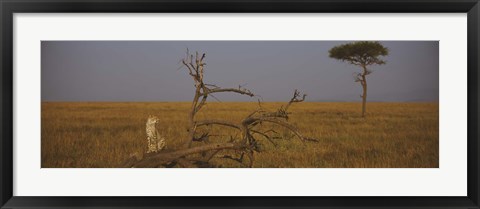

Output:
xmin=41 ymin=102 xmax=438 ymax=168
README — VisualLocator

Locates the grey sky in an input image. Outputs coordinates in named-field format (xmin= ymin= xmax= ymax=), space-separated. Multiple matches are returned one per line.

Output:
xmin=41 ymin=41 xmax=439 ymax=102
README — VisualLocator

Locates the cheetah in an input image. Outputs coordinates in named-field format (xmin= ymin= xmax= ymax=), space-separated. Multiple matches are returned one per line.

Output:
xmin=146 ymin=115 xmax=166 ymax=153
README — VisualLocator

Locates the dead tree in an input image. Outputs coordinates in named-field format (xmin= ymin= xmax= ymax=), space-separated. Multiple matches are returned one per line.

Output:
xmin=122 ymin=50 xmax=317 ymax=168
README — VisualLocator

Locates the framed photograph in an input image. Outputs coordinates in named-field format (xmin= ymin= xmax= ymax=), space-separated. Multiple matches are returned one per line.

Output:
xmin=1 ymin=0 xmax=479 ymax=208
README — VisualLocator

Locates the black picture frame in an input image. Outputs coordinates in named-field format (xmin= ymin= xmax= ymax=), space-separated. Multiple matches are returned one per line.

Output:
xmin=1 ymin=0 xmax=479 ymax=208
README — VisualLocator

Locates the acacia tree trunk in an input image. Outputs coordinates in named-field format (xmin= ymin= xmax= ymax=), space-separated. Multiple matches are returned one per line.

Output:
xmin=361 ymin=65 xmax=368 ymax=117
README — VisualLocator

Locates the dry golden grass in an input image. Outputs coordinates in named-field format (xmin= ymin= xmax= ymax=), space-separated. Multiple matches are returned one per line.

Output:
xmin=41 ymin=102 xmax=438 ymax=168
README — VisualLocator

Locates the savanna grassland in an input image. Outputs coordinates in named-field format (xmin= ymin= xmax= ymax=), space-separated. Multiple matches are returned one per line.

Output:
xmin=41 ymin=102 xmax=438 ymax=168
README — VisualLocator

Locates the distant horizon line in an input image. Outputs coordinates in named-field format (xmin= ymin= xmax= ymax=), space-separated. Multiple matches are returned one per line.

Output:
xmin=41 ymin=100 xmax=439 ymax=103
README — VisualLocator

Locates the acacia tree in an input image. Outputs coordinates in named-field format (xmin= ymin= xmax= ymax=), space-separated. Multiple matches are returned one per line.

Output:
xmin=329 ymin=41 xmax=389 ymax=117
xmin=122 ymin=50 xmax=317 ymax=168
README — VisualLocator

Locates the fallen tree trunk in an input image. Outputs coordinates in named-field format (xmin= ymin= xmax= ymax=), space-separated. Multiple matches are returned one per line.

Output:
xmin=123 ymin=142 xmax=246 ymax=168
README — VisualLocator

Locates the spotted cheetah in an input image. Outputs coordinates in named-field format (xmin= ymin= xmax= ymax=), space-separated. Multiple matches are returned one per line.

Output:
xmin=146 ymin=115 xmax=166 ymax=153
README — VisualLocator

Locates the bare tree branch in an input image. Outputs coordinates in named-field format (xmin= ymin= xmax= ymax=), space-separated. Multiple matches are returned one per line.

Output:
xmin=123 ymin=50 xmax=317 ymax=168
xmin=202 ymin=87 xmax=255 ymax=97
xmin=196 ymin=120 xmax=242 ymax=130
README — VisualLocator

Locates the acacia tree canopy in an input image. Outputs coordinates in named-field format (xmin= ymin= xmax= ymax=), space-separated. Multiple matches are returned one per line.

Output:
xmin=329 ymin=41 xmax=389 ymax=66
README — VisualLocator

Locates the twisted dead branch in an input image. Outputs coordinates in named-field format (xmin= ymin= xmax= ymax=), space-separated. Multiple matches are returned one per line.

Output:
xmin=122 ymin=50 xmax=317 ymax=168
